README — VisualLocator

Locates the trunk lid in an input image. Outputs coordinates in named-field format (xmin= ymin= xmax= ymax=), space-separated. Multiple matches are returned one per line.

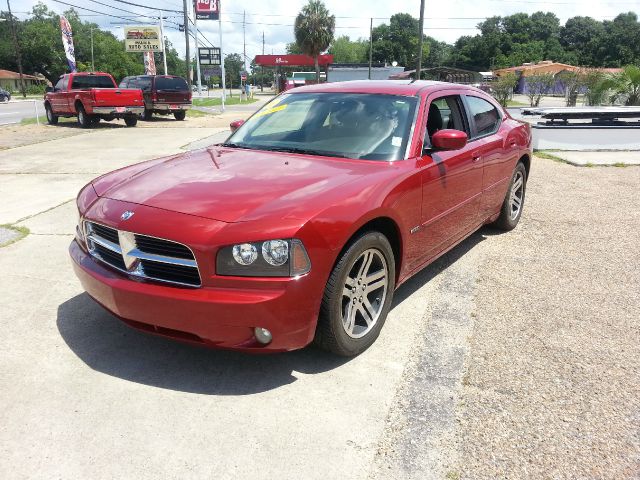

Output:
xmin=92 ymin=88 xmax=143 ymax=107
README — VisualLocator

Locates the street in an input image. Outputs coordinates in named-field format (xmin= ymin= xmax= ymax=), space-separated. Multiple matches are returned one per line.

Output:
xmin=0 ymin=99 xmax=43 ymax=125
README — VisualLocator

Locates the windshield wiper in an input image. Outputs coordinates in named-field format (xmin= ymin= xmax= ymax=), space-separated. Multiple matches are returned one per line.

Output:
xmin=219 ymin=142 xmax=253 ymax=149
xmin=260 ymin=146 xmax=351 ymax=158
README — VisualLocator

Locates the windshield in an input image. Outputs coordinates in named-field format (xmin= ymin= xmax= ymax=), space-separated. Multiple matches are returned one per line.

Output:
xmin=226 ymin=93 xmax=417 ymax=160
xmin=155 ymin=76 xmax=188 ymax=91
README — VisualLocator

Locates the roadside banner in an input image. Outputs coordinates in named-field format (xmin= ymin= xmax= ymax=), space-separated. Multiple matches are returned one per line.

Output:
xmin=194 ymin=0 xmax=220 ymax=20
xmin=143 ymin=52 xmax=157 ymax=75
xmin=124 ymin=26 xmax=163 ymax=52
xmin=59 ymin=16 xmax=77 ymax=72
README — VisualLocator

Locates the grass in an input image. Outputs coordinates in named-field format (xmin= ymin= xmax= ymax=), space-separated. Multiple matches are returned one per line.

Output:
xmin=613 ymin=162 xmax=628 ymax=167
xmin=445 ymin=471 xmax=461 ymax=480
xmin=0 ymin=224 xmax=30 ymax=247
xmin=20 ymin=116 xmax=74 ymax=126
xmin=507 ymin=99 xmax=528 ymax=107
xmin=533 ymin=151 xmax=567 ymax=163
xmin=186 ymin=109 xmax=214 ymax=118
xmin=193 ymin=96 xmax=259 ymax=107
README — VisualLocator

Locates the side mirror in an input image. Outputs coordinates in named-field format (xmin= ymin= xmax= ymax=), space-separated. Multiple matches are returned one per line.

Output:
xmin=430 ymin=129 xmax=468 ymax=151
xmin=45 ymin=86 xmax=54 ymax=93
xmin=229 ymin=119 xmax=245 ymax=133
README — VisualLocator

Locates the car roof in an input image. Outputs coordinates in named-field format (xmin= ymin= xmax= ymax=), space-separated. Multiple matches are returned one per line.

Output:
xmin=288 ymin=80 xmax=481 ymax=96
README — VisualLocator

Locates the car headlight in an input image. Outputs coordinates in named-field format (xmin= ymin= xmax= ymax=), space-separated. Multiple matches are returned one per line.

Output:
xmin=217 ymin=238 xmax=311 ymax=277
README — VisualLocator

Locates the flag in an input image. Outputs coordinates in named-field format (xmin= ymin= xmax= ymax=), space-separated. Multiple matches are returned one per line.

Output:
xmin=60 ymin=16 xmax=77 ymax=72
xmin=143 ymin=52 xmax=157 ymax=75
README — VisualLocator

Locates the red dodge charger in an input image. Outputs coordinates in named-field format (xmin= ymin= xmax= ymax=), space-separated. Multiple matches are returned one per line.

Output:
xmin=70 ymin=81 xmax=532 ymax=356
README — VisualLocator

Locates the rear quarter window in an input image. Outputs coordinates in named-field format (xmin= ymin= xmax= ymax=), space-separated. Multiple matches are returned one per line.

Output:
xmin=71 ymin=75 xmax=116 ymax=89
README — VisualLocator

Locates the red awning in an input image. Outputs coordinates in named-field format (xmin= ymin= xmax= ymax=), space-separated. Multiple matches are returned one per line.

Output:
xmin=254 ymin=54 xmax=334 ymax=67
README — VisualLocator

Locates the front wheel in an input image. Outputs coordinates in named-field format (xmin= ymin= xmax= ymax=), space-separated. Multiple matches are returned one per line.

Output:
xmin=314 ymin=231 xmax=396 ymax=356
xmin=45 ymin=104 xmax=58 ymax=125
xmin=492 ymin=161 xmax=527 ymax=231
xmin=173 ymin=110 xmax=186 ymax=121
xmin=124 ymin=115 xmax=138 ymax=127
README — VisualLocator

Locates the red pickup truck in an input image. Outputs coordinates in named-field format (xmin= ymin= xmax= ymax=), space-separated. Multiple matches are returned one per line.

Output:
xmin=44 ymin=72 xmax=144 ymax=128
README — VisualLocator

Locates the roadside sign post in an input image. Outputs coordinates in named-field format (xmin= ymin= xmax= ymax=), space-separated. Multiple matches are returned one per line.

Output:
xmin=159 ymin=13 xmax=168 ymax=75
xmin=194 ymin=10 xmax=203 ymax=96
xmin=194 ymin=0 xmax=224 ymax=111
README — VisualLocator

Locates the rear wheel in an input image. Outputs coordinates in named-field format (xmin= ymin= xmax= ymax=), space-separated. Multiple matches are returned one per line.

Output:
xmin=1 ymin=94 xmax=9 ymax=103
xmin=91 ymin=116 xmax=100 ymax=125
xmin=124 ymin=115 xmax=138 ymax=127
xmin=76 ymin=105 xmax=91 ymax=128
xmin=173 ymin=110 xmax=186 ymax=121
xmin=314 ymin=231 xmax=395 ymax=356
xmin=45 ymin=104 xmax=58 ymax=125
xmin=492 ymin=161 xmax=527 ymax=231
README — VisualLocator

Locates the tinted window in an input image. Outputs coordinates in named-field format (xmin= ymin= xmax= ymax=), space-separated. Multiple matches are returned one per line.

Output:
xmin=119 ymin=77 xmax=131 ymax=88
xmin=228 ymin=93 xmax=418 ymax=161
xmin=71 ymin=75 xmax=116 ymax=89
xmin=425 ymin=96 xmax=467 ymax=146
xmin=54 ymin=78 xmax=65 ymax=91
xmin=155 ymin=76 xmax=188 ymax=91
xmin=137 ymin=77 xmax=152 ymax=91
xmin=466 ymin=96 xmax=500 ymax=137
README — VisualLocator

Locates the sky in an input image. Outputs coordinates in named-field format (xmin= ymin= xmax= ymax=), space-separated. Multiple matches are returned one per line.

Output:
xmin=8 ymin=0 xmax=640 ymax=70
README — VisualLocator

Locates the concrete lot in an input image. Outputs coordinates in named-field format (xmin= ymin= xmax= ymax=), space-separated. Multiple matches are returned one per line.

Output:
xmin=0 ymin=112 xmax=638 ymax=478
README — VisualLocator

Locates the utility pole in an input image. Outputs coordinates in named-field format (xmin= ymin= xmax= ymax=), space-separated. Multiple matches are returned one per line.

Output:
xmin=218 ymin=2 xmax=226 ymax=112
xmin=368 ymin=17 xmax=373 ymax=80
xmin=6 ymin=0 xmax=26 ymax=98
xmin=90 ymin=26 xmax=95 ymax=71
xmin=261 ymin=31 xmax=265 ymax=92
xmin=416 ymin=0 xmax=425 ymax=81
xmin=194 ymin=12 xmax=202 ymax=95
xmin=243 ymin=10 xmax=246 ymax=73
xmin=182 ymin=0 xmax=191 ymax=86
xmin=159 ymin=12 xmax=167 ymax=75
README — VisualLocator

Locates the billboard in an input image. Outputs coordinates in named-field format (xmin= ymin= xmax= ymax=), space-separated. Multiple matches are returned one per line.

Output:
xmin=124 ymin=26 xmax=163 ymax=52
xmin=195 ymin=0 xmax=220 ymax=20
xmin=59 ymin=16 xmax=77 ymax=72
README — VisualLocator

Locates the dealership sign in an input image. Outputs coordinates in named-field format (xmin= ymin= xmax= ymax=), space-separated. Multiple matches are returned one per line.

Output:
xmin=124 ymin=26 xmax=163 ymax=52
xmin=194 ymin=0 xmax=219 ymax=20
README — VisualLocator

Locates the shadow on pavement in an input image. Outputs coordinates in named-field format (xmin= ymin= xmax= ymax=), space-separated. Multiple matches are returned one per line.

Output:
xmin=56 ymin=228 xmax=492 ymax=395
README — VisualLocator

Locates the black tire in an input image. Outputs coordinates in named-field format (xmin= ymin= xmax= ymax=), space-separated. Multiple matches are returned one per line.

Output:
xmin=124 ymin=115 xmax=138 ymax=127
xmin=91 ymin=116 xmax=100 ymax=125
xmin=173 ymin=110 xmax=186 ymax=121
xmin=76 ymin=104 xmax=91 ymax=129
xmin=492 ymin=161 xmax=527 ymax=231
xmin=142 ymin=109 xmax=153 ymax=121
xmin=314 ymin=231 xmax=396 ymax=356
xmin=45 ymin=104 xmax=58 ymax=125
xmin=1 ymin=94 xmax=8 ymax=103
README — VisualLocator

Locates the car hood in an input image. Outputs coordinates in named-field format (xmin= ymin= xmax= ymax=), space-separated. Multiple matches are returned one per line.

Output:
xmin=97 ymin=147 xmax=381 ymax=223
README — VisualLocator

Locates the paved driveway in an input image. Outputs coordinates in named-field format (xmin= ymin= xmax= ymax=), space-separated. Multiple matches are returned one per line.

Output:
xmin=0 ymin=118 xmax=638 ymax=478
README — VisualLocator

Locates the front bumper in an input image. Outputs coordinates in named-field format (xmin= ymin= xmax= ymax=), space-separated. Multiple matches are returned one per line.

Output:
xmin=93 ymin=106 xmax=144 ymax=115
xmin=69 ymin=240 xmax=318 ymax=352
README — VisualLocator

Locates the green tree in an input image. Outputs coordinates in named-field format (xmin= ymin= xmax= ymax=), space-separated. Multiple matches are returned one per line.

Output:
xmin=372 ymin=13 xmax=429 ymax=71
xmin=328 ymin=35 xmax=368 ymax=63
xmin=612 ymin=64 xmax=640 ymax=105
xmin=224 ymin=53 xmax=244 ymax=89
xmin=583 ymin=71 xmax=615 ymax=105
xmin=491 ymin=73 xmax=518 ymax=107
xmin=526 ymin=73 xmax=555 ymax=106
xmin=294 ymin=0 xmax=335 ymax=82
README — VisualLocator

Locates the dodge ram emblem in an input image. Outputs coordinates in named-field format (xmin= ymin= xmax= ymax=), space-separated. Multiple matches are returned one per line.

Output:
xmin=120 ymin=210 xmax=135 ymax=221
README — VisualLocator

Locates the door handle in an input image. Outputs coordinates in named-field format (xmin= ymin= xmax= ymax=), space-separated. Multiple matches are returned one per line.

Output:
xmin=472 ymin=154 xmax=482 ymax=163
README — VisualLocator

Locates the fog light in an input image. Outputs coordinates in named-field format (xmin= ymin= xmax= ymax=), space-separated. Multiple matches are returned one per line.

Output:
xmin=254 ymin=327 xmax=272 ymax=345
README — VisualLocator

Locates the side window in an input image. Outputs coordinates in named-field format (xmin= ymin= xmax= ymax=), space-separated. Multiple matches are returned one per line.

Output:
xmin=119 ymin=77 xmax=130 ymax=88
xmin=54 ymin=78 xmax=64 ymax=91
xmin=424 ymin=95 xmax=467 ymax=147
xmin=61 ymin=76 xmax=69 ymax=90
xmin=465 ymin=96 xmax=501 ymax=138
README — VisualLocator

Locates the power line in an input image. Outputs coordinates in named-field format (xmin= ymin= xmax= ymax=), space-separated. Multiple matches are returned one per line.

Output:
xmin=51 ymin=0 xmax=156 ymax=24
xmin=86 ymin=0 xmax=158 ymax=19
xmin=109 ymin=0 xmax=182 ymax=13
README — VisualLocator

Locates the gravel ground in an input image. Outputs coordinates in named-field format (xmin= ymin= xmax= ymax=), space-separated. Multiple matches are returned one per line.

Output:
xmin=457 ymin=159 xmax=640 ymax=478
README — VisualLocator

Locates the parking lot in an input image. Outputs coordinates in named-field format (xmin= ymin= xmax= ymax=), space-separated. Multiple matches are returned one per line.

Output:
xmin=0 ymin=112 xmax=638 ymax=478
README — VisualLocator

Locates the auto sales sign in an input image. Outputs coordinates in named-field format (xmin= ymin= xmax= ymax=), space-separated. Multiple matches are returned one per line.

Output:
xmin=195 ymin=0 xmax=220 ymax=20
xmin=124 ymin=26 xmax=163 ymax=52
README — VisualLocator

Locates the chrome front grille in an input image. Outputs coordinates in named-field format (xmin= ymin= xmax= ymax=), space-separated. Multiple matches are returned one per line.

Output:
xmin=84 ymin=221 xmax=201 ymax=287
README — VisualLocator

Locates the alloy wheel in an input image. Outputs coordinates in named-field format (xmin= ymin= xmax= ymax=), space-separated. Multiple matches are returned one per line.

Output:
xmin=341 ymin=248 xmax=388 ymax=339
xmin=509 ymin=171 xmax=524 ymax=220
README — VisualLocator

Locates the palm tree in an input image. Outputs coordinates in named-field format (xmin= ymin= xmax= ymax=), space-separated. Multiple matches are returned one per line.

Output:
xmin=294 ymin=0 xmax=335 ymax=83
xmin=613 ymin=65 xmax=640 ymax=106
